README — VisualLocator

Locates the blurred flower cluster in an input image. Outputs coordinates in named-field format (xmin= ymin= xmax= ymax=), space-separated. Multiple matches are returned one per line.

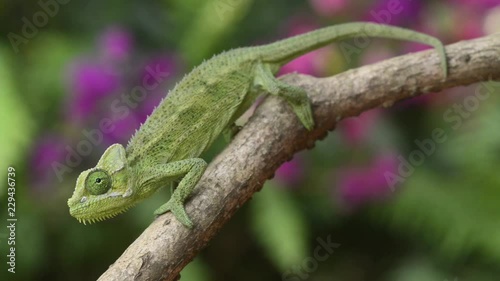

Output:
xmin=335 ymin=152 xmax=399 ymax=210
xmin=30 ymin=26 xmax=180 ymax=190
xmin=274 ymin=0 xmax=499 ymax=210
xmin=5 ymin=0 xmax=500 ymax=280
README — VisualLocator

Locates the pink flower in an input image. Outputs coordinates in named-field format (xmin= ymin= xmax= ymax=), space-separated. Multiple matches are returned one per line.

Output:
xmin=452 ymin=11 xmax=485 ymax=40
xmin=362 ymin=0 xmax=422 ymax=25
xmin=278 ymin=18 xmax=328 ymax=76
xmin=337 ymin=109 xmax=381 ymax=145
xmin=103 ymin=114 xmax=142 ymax=145
xmin=336 ymin=152 xmax=399 ymax=210
xmin=444 ymin=0 xmax=494 ymax=40
xmin=99 ymin=26 xmax=134 ymax=62
xmin=67 ymin=62 xmax=120 ymax=121
xmin=30 ymin=135 xmax=67 ymax=190
xmin=140 ymin=55 xmax=176 ymax=85
xmin=280 ymin=52 xmax=324 ymax=76
xmin=276 ymin=157 xmax=304 ymax=186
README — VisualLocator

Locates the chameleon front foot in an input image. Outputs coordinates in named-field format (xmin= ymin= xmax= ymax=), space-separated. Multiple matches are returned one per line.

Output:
xmin=154 ymin=198 xmax=193 ymax=228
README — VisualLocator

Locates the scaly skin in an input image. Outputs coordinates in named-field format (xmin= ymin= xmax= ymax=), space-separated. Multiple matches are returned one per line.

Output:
xmin=68 ymin=22 xmax=448 ymax=227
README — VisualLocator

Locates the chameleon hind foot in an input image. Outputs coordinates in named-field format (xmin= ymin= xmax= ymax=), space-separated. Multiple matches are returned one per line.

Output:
xmin=254 ymin=63 xmax=315 ymax=130
xmin=155 ymin=198 xmax=193 ymax=228
xmin=287 ymin=92 xmax=314 ymax=130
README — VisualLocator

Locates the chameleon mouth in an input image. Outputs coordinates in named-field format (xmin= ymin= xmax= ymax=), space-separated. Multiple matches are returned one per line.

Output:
xmin=72 ymin=206 xmax=132 ymax=225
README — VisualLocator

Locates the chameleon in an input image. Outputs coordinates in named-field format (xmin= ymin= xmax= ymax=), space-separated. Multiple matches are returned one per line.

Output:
xmin=68 ymin=22 xmax=448 ymax=228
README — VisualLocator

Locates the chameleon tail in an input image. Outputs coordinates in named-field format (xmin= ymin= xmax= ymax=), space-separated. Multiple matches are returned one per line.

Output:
xmin=259 ymin=22 xmax=448 ymax=77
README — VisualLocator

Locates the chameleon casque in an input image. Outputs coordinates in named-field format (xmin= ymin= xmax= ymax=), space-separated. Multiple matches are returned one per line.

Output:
xmin=68 ymin=23 xmax=448 ymax=228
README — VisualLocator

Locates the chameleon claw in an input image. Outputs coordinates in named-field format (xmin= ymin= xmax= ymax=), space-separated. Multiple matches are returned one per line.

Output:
xmin=154 ymin=199 xmax=193 ymax=228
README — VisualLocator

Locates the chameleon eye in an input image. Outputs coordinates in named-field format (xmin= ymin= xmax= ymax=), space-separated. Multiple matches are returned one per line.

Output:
xmin=85 ymin=170 xmax=111 ymax=195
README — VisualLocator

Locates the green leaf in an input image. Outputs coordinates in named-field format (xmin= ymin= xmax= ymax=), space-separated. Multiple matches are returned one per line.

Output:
xmin=179 ymin=0 xmax=254 ymax=64
xmin=388 ymin=258 xmax=447 ymax=281
xmin=0 ymin=44 xmax=34 ymax=197
xmin=250 ymin=182 xmax=309 ymax=271
xmin=372 ymin=83 xmax=500 ymax=263
xmin=180 ymin=257 xmax=212 ymax=281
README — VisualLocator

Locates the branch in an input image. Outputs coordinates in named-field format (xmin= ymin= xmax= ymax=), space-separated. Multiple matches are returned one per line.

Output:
xmin=98 ymin=34 xmax=500 ymax=281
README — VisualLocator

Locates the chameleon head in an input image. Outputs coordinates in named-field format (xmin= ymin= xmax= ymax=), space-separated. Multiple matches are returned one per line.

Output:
xmin=68 ymin=144 xmax=135 ymax=224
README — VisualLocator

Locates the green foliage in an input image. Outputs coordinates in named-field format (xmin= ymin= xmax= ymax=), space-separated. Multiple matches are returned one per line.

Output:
xmin=375 ymin=82 xmax=500 ymax=264
xmin=250 ymin=182 xmax=309 ymax=271
xmin=180 ymin=257 xmax=213 ymax=281
xmin=179 ymin=0 xmax=254 ymax=64
xmin=1 ymin=1 xmax=499 ymax=280
xmin=388 ymin=258 xmax=447 ymax=281
xmin=20 ymin=33 xmax=80 ymax=126
xmin=0 ymin=45 xmax=34 ymax=194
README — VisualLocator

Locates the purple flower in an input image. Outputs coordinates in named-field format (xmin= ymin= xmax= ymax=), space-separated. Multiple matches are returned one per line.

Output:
xmin=136 ymin=55 xmax=178 ymax=117
xmin=67 ymin=62 xmax=120 ymax=121
xmin=140 ymin=55 xmax=176 ymax=85
xmin=278 ymin=18 xmax=327 ymax=76
xmin=99 ymin=26 xmax=134 ymax=62
xmin=280 ymin=52 xmax=324 ymax=76
xmin=138 ymin=92 xmax=164 ymax=121
xmin=337 ymin=109 xmax=380 ymax=146
xmin=362 ymin=0 xmax=422 ymax=25
xmin=336 ymin=152 xmax=399 ymax=210
xmin=100 ymin=55 xmax=178 ymax=144
xmin=30 ymin=135 xmax=67 ymax=190
xmin=103 ymin=114 xmax=142 ymax=145
xmin=276 ymin=157 xmax=304 ymax=186
xmin=101 ymin=93 xmax=165 ymax=145
xmin=62 ymin=26 xmax=181 ymax=159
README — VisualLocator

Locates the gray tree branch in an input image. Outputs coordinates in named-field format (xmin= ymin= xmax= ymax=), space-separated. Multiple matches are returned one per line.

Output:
xmin=98 ymin=34 xmax=500 ymax=281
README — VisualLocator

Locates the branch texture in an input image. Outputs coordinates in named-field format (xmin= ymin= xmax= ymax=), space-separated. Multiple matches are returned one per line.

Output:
xmin=98 ymin=34 xmax=500 ymax=281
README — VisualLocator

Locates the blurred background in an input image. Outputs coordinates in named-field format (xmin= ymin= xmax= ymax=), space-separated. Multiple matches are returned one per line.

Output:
xmin=1 ymin=0 xmax=500 ymax=280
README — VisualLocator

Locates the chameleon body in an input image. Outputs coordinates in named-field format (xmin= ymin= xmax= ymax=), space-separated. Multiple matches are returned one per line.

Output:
xmin=68 ymin=23 xmax=448 ymax=227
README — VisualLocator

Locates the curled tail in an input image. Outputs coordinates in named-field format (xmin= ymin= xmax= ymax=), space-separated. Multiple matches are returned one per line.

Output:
xmin=259 ymin=22 xmax=448 ymax=76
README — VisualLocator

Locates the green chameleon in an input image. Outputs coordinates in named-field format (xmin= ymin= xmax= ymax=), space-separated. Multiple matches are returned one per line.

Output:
xmin=68 ymin=23 xmax=448 ymax=228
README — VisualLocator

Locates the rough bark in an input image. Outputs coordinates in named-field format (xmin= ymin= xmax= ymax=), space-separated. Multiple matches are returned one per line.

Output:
xmin=98 ymin=34 xmax=500 ymax=281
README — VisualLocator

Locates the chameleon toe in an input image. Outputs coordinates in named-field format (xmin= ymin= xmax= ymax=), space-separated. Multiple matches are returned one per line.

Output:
xmin=155 ymin=199 xmax=193 ymax=228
